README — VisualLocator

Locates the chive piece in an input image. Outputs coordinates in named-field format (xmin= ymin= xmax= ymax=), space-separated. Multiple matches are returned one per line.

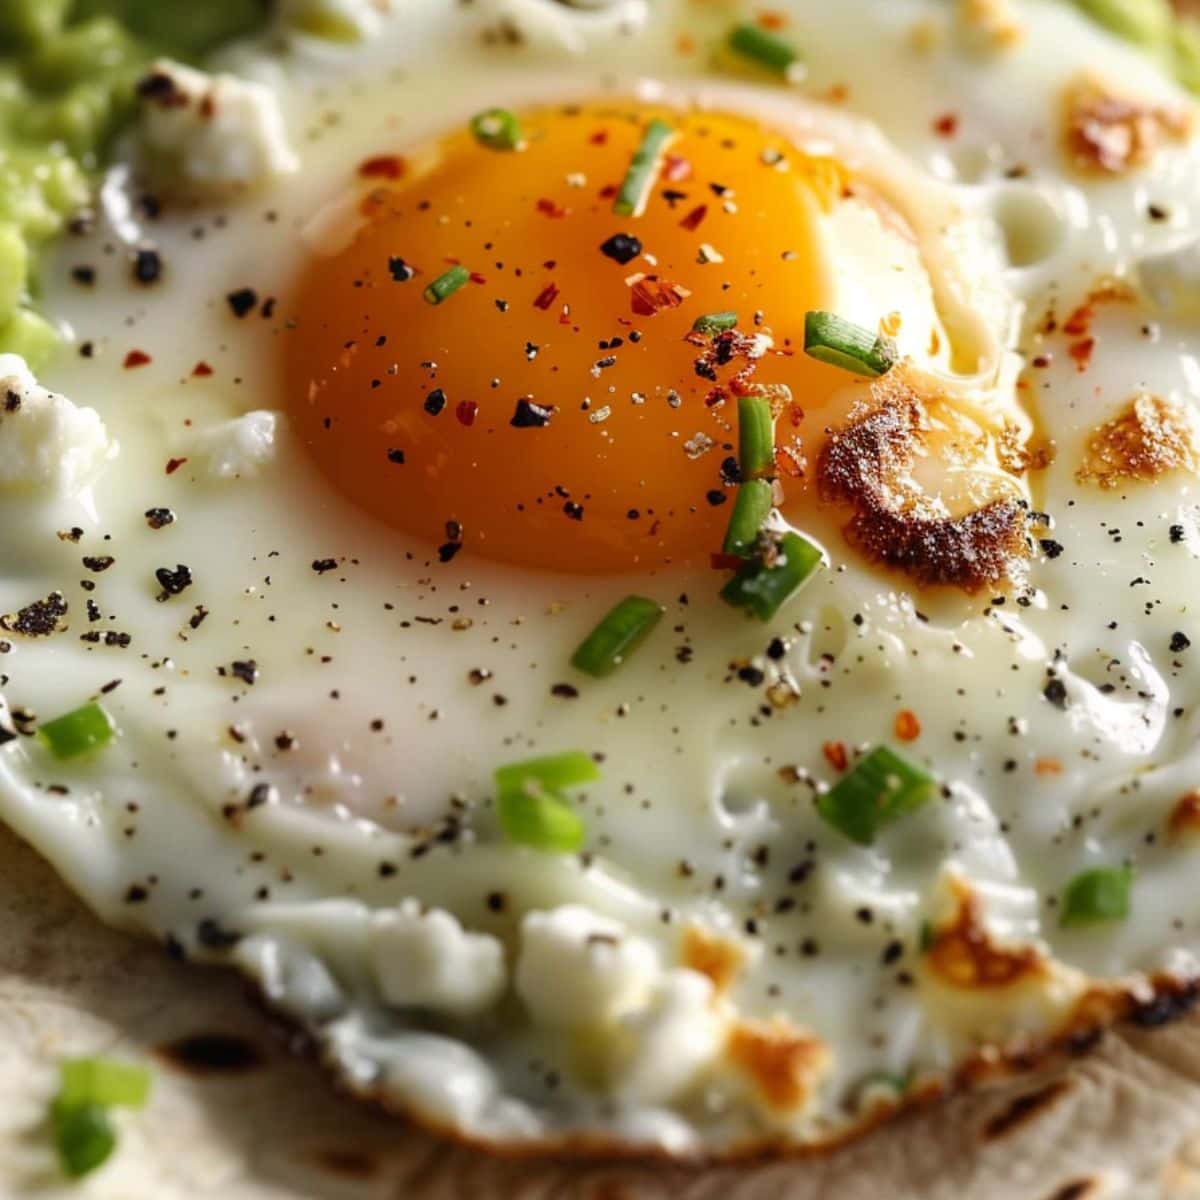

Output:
xmin=1059 ymin=865 xmax=1133 ymax=927
xmin=495 ymin=751 xmax=599 ymax=799
xmin=53 ymin=1102 xmax=116 ymax=1179
xmin=803 ymin=311 xmax=898 ymax=377
xmin=571 ymin=595 xmax=664 ymax=678
xmin=737 ymin=393 xmax=774 ymax=481
xmin=614 ymin=118 xmax=675 ymax=218
xmin=497 ymin=789 xmax=586 ymax=853
xmin=691 ymin=311 xmax=738 ymax=335
xmin=423 ymin=265 xmax=471 ymax=305
xmin=720 ymin=530 xmax=823 ymax=621
xmin=727 ymin=23 xmax=802 ymax=78
xmin=722 ymin=479 xmax=774 ymax=557
xmin=816 ymin=745 xmax=937 ymax=846
xmin=58 ymin=1058 xmax=151 ymax=1110
xmin=470 ymin=107 xmax=523 ymax=151
xmin=38 ymin=702 xmax=115 ymax=760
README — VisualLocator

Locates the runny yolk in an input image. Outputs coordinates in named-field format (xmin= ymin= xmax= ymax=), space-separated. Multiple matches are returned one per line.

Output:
xmin=285 ymin=101 xmax=844 ymax=573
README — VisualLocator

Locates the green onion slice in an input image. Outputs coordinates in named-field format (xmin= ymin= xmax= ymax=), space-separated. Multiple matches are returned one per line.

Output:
xmin=816 ymin=745 xmax=937 ymax=846
xmin=52 ymin=1102 xmax=116 ymax=1179
xmin=727 ymin=23 xmax=803 ymax=79
xmin=614 ymin=118 xmax=675 ymax=218
xmin=1059 ymin=865 xmax=1133 ymax=927
xmin=720 ymin=530 xmax=823 ymax=621
xmin=38 ymin=702 xmax=115 ymax=760
xmin=803 ymin=311 xmax=898 ymax=377
xmin=423 ymin=265 xmax=471 ymax=306
xmin=691 ymin=311 xmax=738 ymax=335
xmin=737 ymin=392 xmax=775 ymax=481
xmin=497 ymin=789 xmax=586 ymax=853
xmin=57 ymin=1058 xmax=151 ymax=1110
xmin=495 ymin=751 xmax=599 ymax=799
xmin=571 ymin=594 xmax=664 ymax=678
xmin=470 ymin=107 xmax=523 ymax=151
xmin=722 ymin=479 xmax=774 ymax=557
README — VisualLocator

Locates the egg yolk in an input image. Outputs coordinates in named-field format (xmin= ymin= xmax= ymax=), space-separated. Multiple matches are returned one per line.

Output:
xmin=285 ymin=101 xmax=846 ymax=573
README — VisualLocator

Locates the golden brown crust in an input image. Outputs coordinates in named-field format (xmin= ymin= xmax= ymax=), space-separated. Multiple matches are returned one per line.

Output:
xmin=1063 ymin=75 xmax=1192 ymax=175
xmin=681 ymin=924 xmax=748 ymax=996
xmin=724 ymin=1017 xmax=831 ymax=1116
xmin=1077 ymin=393 xmax=1199 ymax=488
xmin=1169 ymin=790 xmax=1200 ymax=837
xmin=816 ymin=377 xmax=1030 ymax=591
xmin=926 ymin=882 xmax=1046 ymax=990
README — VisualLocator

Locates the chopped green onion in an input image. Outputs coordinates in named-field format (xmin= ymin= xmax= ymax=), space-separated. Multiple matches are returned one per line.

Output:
xmin=737 ymin=392 xmax=775 ymax=481
xmin=803 ymin=311 xmax=898 ymax=378
xmin=614 ymin=118 xmax=675 ymax=218
xmin=52 ymin=1102 xmax=116 ymax=1179
xmin=1059 ymin=865 xmax=1133 ymax=927
xmin=571 ymin=595 xmax=664 ymax=678
xmin=495 ymin=751 xmax=599 ymax=803
xmin=423 ymin=265 xmax=471 ymax=306
xmin=816 ymin=745 xmax=937 ymax=846
xmin=727 ymin=23 xmax=803 ymax=79
xmin=720 ymin=530 xmax=823 ymax=621
xmin=497 ymin=789 xmax=586 ymax=853
xmin=51 ymin=1057 xmax=150 ymax=1179
xmin=57 ymin=1058 xmax=151 ymax=1111
xmin=470 ymin=107 xmax=523 ymax=151
xmin=691 ymin=311 xmax=738 ymax=335
xmin=38 ymin=702 xmax=115 ymax=760
xmin=722 ymin=479 xmax=774 ymax=557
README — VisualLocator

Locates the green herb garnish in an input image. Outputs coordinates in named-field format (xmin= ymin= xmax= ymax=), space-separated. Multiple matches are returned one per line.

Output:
xmin=423 ymin=265 xmax=471 ymax=305
xmin=37 ymin=702 xmax=115 ymax=759
xmin=494 ymin=752 xmax=599 ymax=853
xmin=816 ymin=745 xmax=937 ymax=846
xmin=51 ymin=1056 xmax=150 ymax=1179
xmin=803 ymin=311 xmax=898 ymax=378
xmin=736 ymin=392 xmax=774 ymax=481
xmin=722 ymin=479 xmax=774 ymax=557
xmin=571 ymin=595 xmax=663 ymax=678
xmin=720 ymin=530 xmax=823 ymax=620
xmin=1059 ymin=865 xmax=1133 ymax=927
xmin=470 ymin=107 xmax=523 ymax=151
xmin=613 ymin=118 xmax=675 ymax=218
xmin=691 ymin=311 xmax=738 ymax=335
xmin=727 ymin=23 xmax=803 ymax=78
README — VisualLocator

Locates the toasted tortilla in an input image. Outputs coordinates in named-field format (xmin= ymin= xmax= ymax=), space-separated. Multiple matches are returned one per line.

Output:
xmin=3 ymin=823 xmax=1200 ymax=1200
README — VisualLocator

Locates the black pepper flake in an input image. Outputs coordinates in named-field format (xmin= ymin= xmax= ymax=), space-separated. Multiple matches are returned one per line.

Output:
xmin=388 ymin=256 xmax=414 ymax=282
xmin=1039 ymin=539 xmax=1064 ymax=559
xmin=737 ymin=665 xmax=765 ymax=686
xmin=1170 ymin=524 xmax=1186 ymax=544
xmin=82 ymin=555 xmax=115 ymax=573
xmin=424 ymin=388 xmax=447 ymax=416
xmin=144 ymin=507 xmax=175 ymax=529
xmin=0 ymin=592 xmax=68 ymax=637
xmin=132 ymin=247 xmax=163 ymax=285
xmin=226 ymin=288 xmax=257 ymax=317
xmin=196 ymin=918 xmax=241 ymax=949
xmin=386 ymin=448 xmax=405 ymax=464
xmin=154 ymin=564 xmax=193 ymax=600
xmin=705 ymin=489 xmax=728 ymax=507
xmin=438 ymin=542 xmax=462 ymax=564
xmin=189 ymin=605 xmax=209 ymax=630
xmin=1043 ymin=677 xmax=1068 ymax=708
xmin=1171 ymin=631 xmax=1191 ymax=653
xmin=312 ymin=558 xmax=338 ymax=574
xmin=511 ymin=398 xmax=553 ymax=428
xmin=221 ymin=660 xmax=259 ymax=685
xmin=551 ymin=683 xmax=579 ymax=698
xmin=562 ymin=500 xmax=584 ymax=521
xmin=246 ymin=782 xmax=274 ymax=809
xmin=766 ymin=637 xmax=787 ymax=660
xmin=71 ymin=265 xmax=96 ymax=286
xmin=124 ymin=884 xmax=149 ymax=903
xmin=599 ymin=233 xmax=642 ymax=265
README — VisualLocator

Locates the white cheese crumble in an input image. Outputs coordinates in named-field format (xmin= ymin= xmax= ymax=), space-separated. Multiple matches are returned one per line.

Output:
xmin=189 ymin=410 xmax=283 ymax=479
xmin=368 ymin=901 xmax=507 ymax=1018
xmin=279 ymin=0 xmax=389 ymax=42
xmin=136 ymin=60 xmax=298 ymax=193
xmin=515 ymin=905 xmax=659 ymax=1029
xmin=0 ymin=354 xmax=115 ymax=497
xmin=1139 ymin=238 xmax=1200 ymax=317
xmin=612 ymin=969 xmax=726 ymax=1106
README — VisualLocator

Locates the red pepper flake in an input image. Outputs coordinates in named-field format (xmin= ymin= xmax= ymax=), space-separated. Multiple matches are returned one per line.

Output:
xmin=455 ymin=401 xmax=478 ymax=427
xmin=124 ymin=349 xmax=151 ymax=369
xmin=757 ymin=10 xmax=787 ymax=30
xmin=192 ymin=361 xmax=213 ymax=377
xmin=165 ymin=456 xmax=188 ymax=475
xmin=536 ymin=197 xmax=567 ymax=219
xmin=533 ymin=282 xmax=560 ymax=310
xmin=1034 ymin=757 xmax=1063 ymax=776
xmin=1062 ymin=304 xmax=1093 ymax=337
xmin=1068 ymin=337 xmax=1096 ymax=372
xmin=677 ymin=32 xmax=696 ymax=54
xmin=598 ymin=183 xmax=618 ymax=200
xmin=630 ymin=277 xmax=691 ymax=317
xmin=469 ymin=271 xmax=487 ymax=285
xmin=710 ymin=552 xmax=744 ymax=571
xmin=358 ymin=155 xmax=406 ymax=180
xmin=663 ymin=154 xmax=693 ymax=182
xmin=822 ymin=741 xmax=848 ymax=772
xmin=932 ymin=113 xmax=959 ymax=138
xmin=894 ymin=710 xmax=921 ymax=741
xmin=774 ymin=444 xmax=805 ymax=479
xmin=589 ymin=129 xmax=609 ymax=145
xmin=680 ymin=204 xmax=708 ymax=231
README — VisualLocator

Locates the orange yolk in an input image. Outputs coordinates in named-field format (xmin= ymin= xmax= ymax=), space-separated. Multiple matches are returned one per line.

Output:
xmin=285 ymin=102 xmax=845 ymax=573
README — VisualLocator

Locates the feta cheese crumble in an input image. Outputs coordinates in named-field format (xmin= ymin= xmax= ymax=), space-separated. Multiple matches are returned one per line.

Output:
xmin=189 ymin=410 xmax=283 ymax=480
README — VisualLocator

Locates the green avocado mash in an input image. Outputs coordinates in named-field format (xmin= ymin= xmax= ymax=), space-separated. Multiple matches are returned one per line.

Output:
xmin=0 ymin=0 xmax=270 ymax=368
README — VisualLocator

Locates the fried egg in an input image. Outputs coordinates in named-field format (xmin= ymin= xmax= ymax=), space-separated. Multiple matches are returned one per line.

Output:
xmin=3 ymin=0 xmax=1200 ymax=1158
